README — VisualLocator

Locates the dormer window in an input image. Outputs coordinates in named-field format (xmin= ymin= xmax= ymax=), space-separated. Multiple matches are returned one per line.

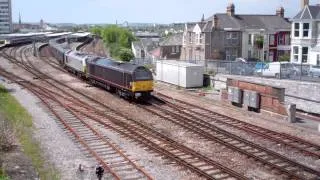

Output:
xmin=294 ymin=23 xmax=300 ymax=37
xmin=303 ymin=23 xmax=309 ymax=37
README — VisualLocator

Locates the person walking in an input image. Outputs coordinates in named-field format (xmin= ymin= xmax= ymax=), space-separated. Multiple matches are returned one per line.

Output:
xmin=95 ymin=164 xmax=104 ymax=180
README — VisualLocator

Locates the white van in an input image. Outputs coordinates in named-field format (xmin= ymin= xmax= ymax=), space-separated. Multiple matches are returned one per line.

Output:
xmin=256 ymin=62 xmax=299 ymax=78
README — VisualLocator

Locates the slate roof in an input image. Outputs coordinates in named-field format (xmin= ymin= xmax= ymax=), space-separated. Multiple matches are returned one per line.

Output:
xmin=293 ymin=5 xmax=320 ymax=20
xmin=132 ymin=38 xmax=159 ymax=52
xmin=189 ymin=13 xmax=290 ymax=33
xmin=159 ymin=33 xmax=183 ymax=46
xmin=212 ymin=14 xmax=291 ymax=31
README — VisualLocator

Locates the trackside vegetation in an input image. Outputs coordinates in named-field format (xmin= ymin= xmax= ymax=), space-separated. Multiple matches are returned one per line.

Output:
xmin=91 ymin=25 xmax=136 ymax=61
xmin=0 ymin=85 xmax=59 ymax=179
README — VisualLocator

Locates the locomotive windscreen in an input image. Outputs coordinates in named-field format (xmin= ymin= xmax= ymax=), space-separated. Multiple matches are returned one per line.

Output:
xmin=134 ymin=67 xmax=153 ymax=81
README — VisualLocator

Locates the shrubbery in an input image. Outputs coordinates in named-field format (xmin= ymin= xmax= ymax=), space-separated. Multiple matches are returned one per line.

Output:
xmin=91 ymin=26 xmax=135 ymax=61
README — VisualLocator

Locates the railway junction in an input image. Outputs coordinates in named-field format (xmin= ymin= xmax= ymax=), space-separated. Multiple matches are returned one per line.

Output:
xmin=0 ymin=34 xmax=319 ymax=180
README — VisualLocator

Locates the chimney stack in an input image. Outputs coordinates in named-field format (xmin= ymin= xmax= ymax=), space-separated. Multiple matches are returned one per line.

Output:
xmin=301 ymin=0 xmax=309 ymax=10
xmin=276 ymin=6 xmax=284 ymax=17
xmin=227 ymin=3 xmax=235 ymax=16
xmin=214 ymin=15 xmax=219 ymax=29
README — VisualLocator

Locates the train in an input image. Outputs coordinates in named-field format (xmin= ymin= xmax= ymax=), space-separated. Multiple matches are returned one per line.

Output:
xmin=48 ymin=37 xmax=154 ymax=99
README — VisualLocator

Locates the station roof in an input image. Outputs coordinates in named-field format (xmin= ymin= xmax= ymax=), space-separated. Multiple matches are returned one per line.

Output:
xmin=0 ymin=32 xmax=52 ymax=40
xmin=45 ymin=32 xmax=72 ymax=37
xmin=70 ymin=32 xmax=91 ymax=37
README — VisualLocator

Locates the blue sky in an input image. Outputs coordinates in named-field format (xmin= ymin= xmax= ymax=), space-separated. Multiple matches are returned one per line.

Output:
xmin=12 ymin=0 xmax=320 ymax=24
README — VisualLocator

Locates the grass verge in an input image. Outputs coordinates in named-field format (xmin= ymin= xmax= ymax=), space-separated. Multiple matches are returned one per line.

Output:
xmin=0 ymin=85 xmax=60 ymax=179
xmin=0 ymin=168 xmax=9 ymax=180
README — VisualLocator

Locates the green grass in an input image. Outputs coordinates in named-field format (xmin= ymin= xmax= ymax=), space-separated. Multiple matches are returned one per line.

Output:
xmin=0 ymin=168 xmax=9 ymax=180
xmin=0 ymin=85 xmax=60 ymax=180
xmin=0 ymin=175 xmax=10 ymax=180
xmin=202 ymin=86 xmax=213 ymax=91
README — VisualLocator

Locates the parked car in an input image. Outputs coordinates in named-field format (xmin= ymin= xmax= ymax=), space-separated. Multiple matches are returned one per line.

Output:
xmin=235 ymin=57 xmax=247 ymax=63
xmin=254 ymin=62 xmax=267 ymax=72
xmin=309 ymin=65 xmax=320 ymax=77
xmin=231 ymin=59 xmax=255 ymax=75
xmin=255 ymin=62 xmax=299 ymax=78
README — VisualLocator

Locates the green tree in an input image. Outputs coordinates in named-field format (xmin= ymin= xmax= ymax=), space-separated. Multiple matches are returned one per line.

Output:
xmin=90 ymin=26 xmax=136 ymax=60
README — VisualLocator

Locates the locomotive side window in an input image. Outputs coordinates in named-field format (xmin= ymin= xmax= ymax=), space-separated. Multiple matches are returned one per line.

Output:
xmin=134 ymin=67 xmax=152 ymax=80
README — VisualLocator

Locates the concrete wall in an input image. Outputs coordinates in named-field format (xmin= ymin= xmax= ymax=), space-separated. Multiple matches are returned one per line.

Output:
xmin=212 ymin=74 xmax=320 ymax=114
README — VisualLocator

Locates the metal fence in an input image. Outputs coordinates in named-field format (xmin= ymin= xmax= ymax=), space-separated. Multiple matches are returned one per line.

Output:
xmin=132 ymin=58 xmax=320 ymax=83
xmin=191 ymin=60 xmax=320 ymax=83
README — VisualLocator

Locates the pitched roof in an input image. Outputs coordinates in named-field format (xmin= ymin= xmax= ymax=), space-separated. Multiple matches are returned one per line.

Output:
xmin=293 ymin=5 xmax=320 ymax=20
xmin=132 ymin=38 xmax=159 ymax=52
xmin=213 ymin=14 xmax=291 ymax=31
xmin=159 ymin=33 xmax=183 ymax=46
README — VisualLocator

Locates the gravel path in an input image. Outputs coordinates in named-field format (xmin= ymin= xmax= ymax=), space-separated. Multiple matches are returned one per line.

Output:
xmin=0 ymin=78 xmax=97 ymax=180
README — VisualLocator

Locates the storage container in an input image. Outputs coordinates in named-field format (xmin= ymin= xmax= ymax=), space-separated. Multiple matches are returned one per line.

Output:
xmin=156 ymin=60 xmax=204 ymax=88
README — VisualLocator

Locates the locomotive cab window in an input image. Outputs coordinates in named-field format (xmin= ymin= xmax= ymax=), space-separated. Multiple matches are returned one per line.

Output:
xmin=133 ymin=67 xmax=153 ymax=81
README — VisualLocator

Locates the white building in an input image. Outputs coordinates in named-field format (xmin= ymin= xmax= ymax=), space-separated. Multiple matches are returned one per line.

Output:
xmin=0 ymin=0 xmax=11 ymax=34
xmin=291 ymin=1 xmax=320 ymax=65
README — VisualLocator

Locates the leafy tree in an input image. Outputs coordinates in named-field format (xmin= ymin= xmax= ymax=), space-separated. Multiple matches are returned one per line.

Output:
xmin=90 ymin=26 xmax=136 ymax=61
xmin=255 ymin=35 xmax=264 ymax=49
xmin=90 ymin=27 xmax=102 ymax=37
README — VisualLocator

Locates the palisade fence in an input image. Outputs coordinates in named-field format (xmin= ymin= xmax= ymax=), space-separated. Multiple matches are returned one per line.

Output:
xmin=132 ymin=58 xmax=320 ymax=83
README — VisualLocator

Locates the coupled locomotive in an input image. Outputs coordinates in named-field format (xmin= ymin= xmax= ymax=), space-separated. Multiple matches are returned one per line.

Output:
xmin=48 ymin=37 xmax=153 ymax=99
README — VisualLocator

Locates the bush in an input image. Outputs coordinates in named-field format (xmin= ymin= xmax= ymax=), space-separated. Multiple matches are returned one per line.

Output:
xmin=118 ymin=48 xmax=134 ymax=62
xmin=279 ymin=54 xmax=290 ymax=62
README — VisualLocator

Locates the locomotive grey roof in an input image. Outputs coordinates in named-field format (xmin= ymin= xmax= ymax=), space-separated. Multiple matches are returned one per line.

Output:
xmin=89 ymin=57 xmax=146 ymax=74
xmin=293 ymin=5 xmax=320 ymax=20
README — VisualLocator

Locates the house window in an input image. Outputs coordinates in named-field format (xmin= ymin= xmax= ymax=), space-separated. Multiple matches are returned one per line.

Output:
xmin=172 ymin=46 xmax=176 ymax=53
xmin=248 ymin=34 xmax=252 ymax=45
xmin=199 ymin=33 xmax=203 ymax=44
xmin=226 ymin=48 xmax=238 ymax=61
xmin=248 ymin=50 xmax=252 ymax=58
xmin=294 ymin=23 xmax=300 ymax=37
xmin=302 ymin=47 xmax=308 ymax=63
xmin=303 ymin=23 xmax=309 ymax=37
xmin=232 ymin=32 xmax=238 ymax=45
xmin=317 ymin=54 xmax=320 ymax=65
xmin=176 ymin=46 xmax=180 ymax=53
xmin=278 ymin=33 xmax=285 ymax=45
xmin=293 ymin=46 xmax=299 ymax=62
xmin=269 ymin=34 xmax=275 ymax=45
xmin=189 ymin=32 xmax=193 ymax=43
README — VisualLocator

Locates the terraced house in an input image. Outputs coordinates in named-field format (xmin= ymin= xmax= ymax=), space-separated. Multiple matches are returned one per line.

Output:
xmin=291 ymin=0 xmax=320 ymax=65
xmin=181 ymin=3 xmax=291 ymax=62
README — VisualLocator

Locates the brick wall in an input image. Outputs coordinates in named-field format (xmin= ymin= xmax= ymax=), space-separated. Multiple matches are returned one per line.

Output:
xmin=226 ymin=78 xmax=288 ymax=116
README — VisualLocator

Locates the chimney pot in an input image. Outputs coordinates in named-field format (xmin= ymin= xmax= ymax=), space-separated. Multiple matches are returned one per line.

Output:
xmin=301 ymin=0 xmax=309 ymax=10
xmin=276 ymin=6 xmax=284 ymax=17
xmin=227 ymin=3 xmax=235 ymax=16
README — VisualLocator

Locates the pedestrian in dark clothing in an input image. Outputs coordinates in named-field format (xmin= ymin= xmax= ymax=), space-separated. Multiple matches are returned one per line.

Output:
xmin=95 ymin=164 xmax=104 ymax=180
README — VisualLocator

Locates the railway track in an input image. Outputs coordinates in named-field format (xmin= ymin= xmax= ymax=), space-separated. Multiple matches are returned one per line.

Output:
xmin=0 ymin=45 xmax=248 ymax=179
xmin=156 ymin=93 xmax=320 ymax=159
xmin=137 ymin=94 xmax=320 ymax=179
